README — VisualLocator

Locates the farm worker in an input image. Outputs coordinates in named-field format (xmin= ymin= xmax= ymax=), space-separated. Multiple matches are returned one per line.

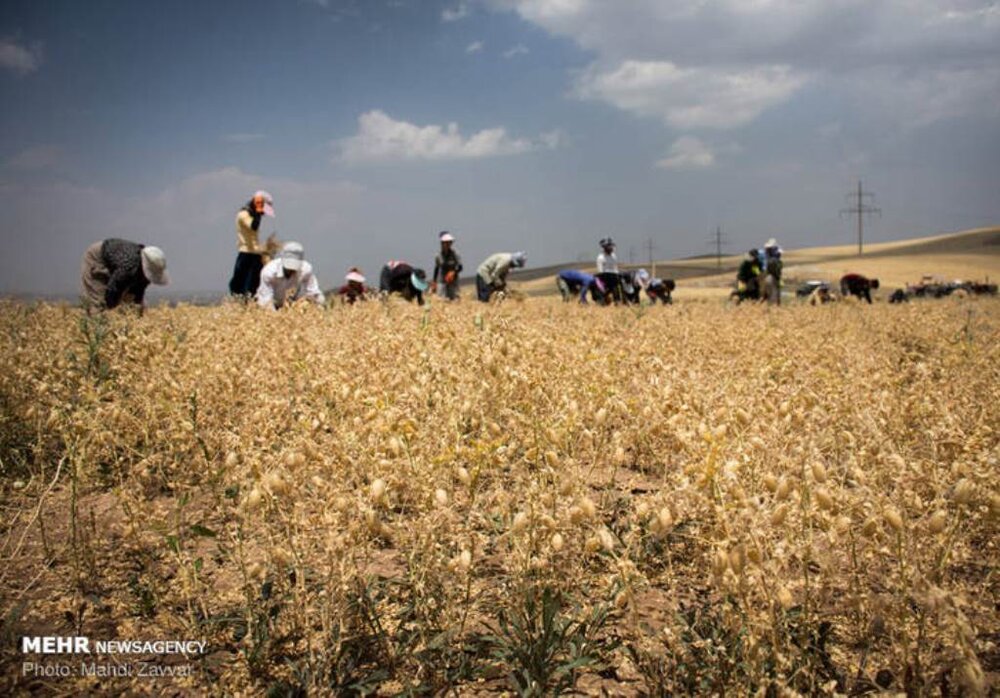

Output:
xmin=80 ymin=238 xmax=169 ymax=314
xmin=432 ymin=231 xmax=463 ymax=300
xmin=840 ymin=273 xmax=879 ymax=304
xmin=620 ymin=268 xmax=651 ymax=304
xmin=556 ymin=269 xmax=606 ymax=303
xmin=379 ymin=260 xmax=429 ymax=305
xmin=476 ymin=251 xmax=527 ymax=302
xmin=336 ymin=268 xmax=370 ymax=304
xmin=808 ymin=285 xmax=834 ymax=306
xmin=256 ymin=241 xmax=325 ymax=310
xmin=596 ymin=238 xmax=624 ymax=304
xmin=645 ymin=277 xmax=675 ymax=305
xmin=229 ymin=190 xmax=275 ymax=298
xmin=762 ymin=238 xmax=783 ymax=305
xmin=732 ymin=249 xmax=761 ymax=302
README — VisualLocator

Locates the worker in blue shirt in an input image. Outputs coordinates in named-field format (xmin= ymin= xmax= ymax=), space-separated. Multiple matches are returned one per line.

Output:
xmin=556 ymin=269 xmax=606 ymax=304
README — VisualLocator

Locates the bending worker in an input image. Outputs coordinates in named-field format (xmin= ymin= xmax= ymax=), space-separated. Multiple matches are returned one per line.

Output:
xmin=256 ymin=241 xmax=325 ymax=309
xmin=476 ymin=251 xmax=527 ymax=302
xmin=80 ymin=238 xmax=169 ymax=314
xmin=557 ymin=269 xmax=605 ymax=304
xmin=379 ymin=260 xmax=430 ymax=305
xmin=840 ymin=273 xmax=879 ymax=304
xmin=337 ymin=268 xmax=370 ymax=305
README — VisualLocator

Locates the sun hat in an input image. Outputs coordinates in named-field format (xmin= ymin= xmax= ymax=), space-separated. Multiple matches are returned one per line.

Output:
xmin=282 ymin=241 xmax=304 ymax=271
xmin=511 ymin=251 xmax=527 ymax=268
xmin=637 ymin=268 xmax=650 ymax=284
xmin=345 ymin=268 xmax=366 ymax=284
xmin=254 ymin=190 xmax=275 ymax=217
xmin=439 ymin=231 xmax=455 ymax=242
xmin=600 ymin=237 xmax=615 ymax=248
xmin=410 ymin=269 xmax=429 ymax=292
xmin=764 ymin=238 xmax=778 ymax=249
xmin=140 ymin=246 xmax=169 ymax=285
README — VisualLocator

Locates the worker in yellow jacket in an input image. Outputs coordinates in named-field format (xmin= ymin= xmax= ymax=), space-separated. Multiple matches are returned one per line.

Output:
xmin=228 ymin=190 xmax=274 ymax=298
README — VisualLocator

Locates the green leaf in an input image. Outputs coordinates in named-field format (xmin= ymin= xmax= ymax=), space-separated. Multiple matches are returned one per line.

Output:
xmin=165 ymin=535 xmax=180 ymax=553
xmin=194 ymin=557 xmax=203 ymax=572
xmin=189 ymin=524 xmax=217 ymax=538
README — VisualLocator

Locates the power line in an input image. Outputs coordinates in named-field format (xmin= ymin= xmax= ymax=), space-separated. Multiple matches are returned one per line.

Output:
xmin=839 ymin=180 xmax=881 ymax=255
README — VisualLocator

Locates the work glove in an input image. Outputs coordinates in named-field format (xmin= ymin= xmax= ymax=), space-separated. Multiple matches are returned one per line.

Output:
xmin=444 ymin=271 xmax=456 ymax=285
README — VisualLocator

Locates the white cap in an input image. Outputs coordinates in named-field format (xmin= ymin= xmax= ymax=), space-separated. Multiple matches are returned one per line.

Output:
xmin=440 ymin=232 xmax=455 ymax=243
xmin=140 ymin=246 xmax=169 ymax=285
xmin=282 ymin=241 xmax=304 ymax=271
xmin=345 ymin=270 xmax=366 ymax=283
xmin=764 ymin=238 xmax=778 ymax=249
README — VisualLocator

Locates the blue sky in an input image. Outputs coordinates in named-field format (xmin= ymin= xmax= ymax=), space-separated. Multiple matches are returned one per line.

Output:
xmin=2 ymin=0 xmax=998 ymax=296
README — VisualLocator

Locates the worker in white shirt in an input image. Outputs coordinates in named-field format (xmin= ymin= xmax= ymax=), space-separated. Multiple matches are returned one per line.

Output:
xmin=256 ymin=241 xmax=325 ymax=309
xmin=596 ymin=237 xmax=623 ymax=304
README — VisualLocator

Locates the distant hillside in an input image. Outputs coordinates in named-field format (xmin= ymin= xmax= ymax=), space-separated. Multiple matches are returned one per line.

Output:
xmin=513 ymin=226 xmax=1000 ymax=298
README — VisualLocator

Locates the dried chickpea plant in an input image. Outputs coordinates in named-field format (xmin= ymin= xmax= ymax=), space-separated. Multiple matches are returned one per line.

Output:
xmin=0 ymin=297 xmax=997 ymax=695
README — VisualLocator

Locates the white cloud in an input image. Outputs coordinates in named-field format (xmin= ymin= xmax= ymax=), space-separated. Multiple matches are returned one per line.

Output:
xmin=3 ymin=144 xmax=63 ymax=171
xmin=0 ymin=37 xmax=43 ymax=76
xmin=222 ymin=133 xmax=265 ymax=143
xmin=575 ymin=61 xmax=806 ymax=129
xmin=538 ymin=129 xmax=568 ymax=149
xmin=442 ymin=2 xmax=470 ymax=21
xmin=486 ymin=0 xmax=1000 ymax=128
xmin=655 ymin=136 xmax=716 ymax=170
xmin=503 ymin=44 xmax=529 ymax=58
xmin=466 ymin=40 xmax=484 ymax=54
xmin=336 ymin=110 xmax=540 ymax=162
xmin=840 ymin=64 xmax=1000 ymax=130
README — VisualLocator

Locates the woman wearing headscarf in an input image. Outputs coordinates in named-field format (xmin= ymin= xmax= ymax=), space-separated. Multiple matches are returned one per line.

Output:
xmin=229 ymin=190 xmax=275 ymax=298
xmin=80 ymin=238 xmax=169 ymax=314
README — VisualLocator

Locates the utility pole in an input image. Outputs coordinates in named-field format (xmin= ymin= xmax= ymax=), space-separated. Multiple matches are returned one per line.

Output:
xmin=643 ymin=237 xmax=657 ymax=277
xmin=840 ymin=180 xmax=881 ymax=255
xmin=705 ymin=225 xmax=729 ymax=269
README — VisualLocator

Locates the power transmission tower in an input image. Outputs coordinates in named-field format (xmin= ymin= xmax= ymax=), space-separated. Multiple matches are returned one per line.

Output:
xmin=706 ymin=225 xmax=729 ymax=269
xmin=643 ymin=237 xmax=658 ymax=276
xmin=840 ymin=180 xmax=881 ymax=255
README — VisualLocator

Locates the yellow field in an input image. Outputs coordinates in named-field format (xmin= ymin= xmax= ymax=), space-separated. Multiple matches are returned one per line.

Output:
xmin=1 ymin=295 xmax=998 ymax=695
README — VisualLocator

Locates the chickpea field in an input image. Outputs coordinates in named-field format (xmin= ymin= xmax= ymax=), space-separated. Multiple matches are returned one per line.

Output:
xmin=1 ymin=298 xmax=998 ymax=696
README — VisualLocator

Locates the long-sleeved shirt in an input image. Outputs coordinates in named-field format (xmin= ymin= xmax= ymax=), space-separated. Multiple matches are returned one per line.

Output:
xmin=236 ymin=208 xmax=263 ymax=254
xmin=596 ymin=251 xmax=619 ymax=274
xmin=336 ymin=283 xmax=370 ymax=304
xmin=101 ymin=238 xmax=150 ymax=309
xmin=558 ymin=270 xmax=597 ymax=302
xmin=737 ymin=258 xmax=760 ymax=283
xmin=432 ymin=248 xmax=463 ymax=283
xmin=477 ymin=253 xmax=516 ymax=288
xmin=380 ymin=262 xmax=425 ymax=304
xmin=256 ymin=258 xmax=325 ymax=309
